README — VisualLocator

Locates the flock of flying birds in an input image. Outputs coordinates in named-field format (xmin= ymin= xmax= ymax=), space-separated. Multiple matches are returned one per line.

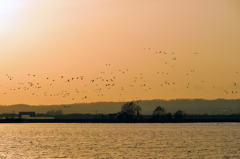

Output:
xmin=0 ymin=48 xmax=239 ymax=105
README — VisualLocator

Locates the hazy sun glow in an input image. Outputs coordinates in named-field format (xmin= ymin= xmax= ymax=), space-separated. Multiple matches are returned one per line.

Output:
xmin=0 ymin=0 xmax=22 ymax=15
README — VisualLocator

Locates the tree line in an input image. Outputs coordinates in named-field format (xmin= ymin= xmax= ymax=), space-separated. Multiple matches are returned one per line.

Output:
xmin=1 ymin=101 xmax=240 ymax=122
xmin=37 ymin=102 xmax=185 ymax=122
xmin=118 ymin=101 xmax=185 ymax=122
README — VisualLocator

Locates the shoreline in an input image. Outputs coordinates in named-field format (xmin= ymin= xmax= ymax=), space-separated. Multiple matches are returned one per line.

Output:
xmin=1 ymin=118 xmax=240 ymax=123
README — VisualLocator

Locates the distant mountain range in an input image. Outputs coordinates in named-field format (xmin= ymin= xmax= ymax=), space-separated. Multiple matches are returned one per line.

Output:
xmin=1 ymin=99 xmax=240 ymax=115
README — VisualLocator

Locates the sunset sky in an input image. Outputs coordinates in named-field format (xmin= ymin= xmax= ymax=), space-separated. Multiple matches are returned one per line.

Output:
xmin=0 ymin=0 xmax=240 ymax=105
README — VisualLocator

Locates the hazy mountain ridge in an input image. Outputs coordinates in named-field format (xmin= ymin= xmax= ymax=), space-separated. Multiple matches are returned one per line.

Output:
xmin=0 ymin=99 xmax=239 ymax=115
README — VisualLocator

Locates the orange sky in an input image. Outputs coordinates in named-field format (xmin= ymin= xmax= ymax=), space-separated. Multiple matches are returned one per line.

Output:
xmin=0 ymin=0 xmax=240 ymax=105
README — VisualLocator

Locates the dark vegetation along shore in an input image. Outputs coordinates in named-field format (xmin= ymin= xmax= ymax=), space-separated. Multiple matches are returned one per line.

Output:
xmin=1 ymin=101 xmax=240 ymax=123
xmin=1 ymin=99 xmax=240 ymax=115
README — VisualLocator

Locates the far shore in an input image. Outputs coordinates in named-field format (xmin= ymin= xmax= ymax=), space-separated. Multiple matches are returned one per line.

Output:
xmin=1 ymin=114 xmax=240 ymax=123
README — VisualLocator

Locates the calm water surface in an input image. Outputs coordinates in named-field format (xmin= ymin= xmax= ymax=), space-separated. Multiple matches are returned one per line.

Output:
xmin=0 ymin=123 xmax=239 ymax=158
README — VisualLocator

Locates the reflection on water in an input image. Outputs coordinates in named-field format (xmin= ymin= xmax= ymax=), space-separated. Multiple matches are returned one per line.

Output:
xmin=0 ymin=123 xmax=239 ymax=158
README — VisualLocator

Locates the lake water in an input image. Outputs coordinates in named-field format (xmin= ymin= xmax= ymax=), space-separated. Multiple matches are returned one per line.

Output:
xmin=0 ymin=123 xmax=239 ymax=158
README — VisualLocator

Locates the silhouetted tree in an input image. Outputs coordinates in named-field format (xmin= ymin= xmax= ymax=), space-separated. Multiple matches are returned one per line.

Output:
xmin=136 ymin=105 xmax=142 ymax=117
xmin=46 ymin=110 xmax=55 ymax=116
xmin=152 ymin=106 xmax=166 ymax=121
xmin=46 ymin=109 xmax=63 ymax=116
xmin=55 ymin=109 xmax=64 ymax=116
xmin=174 ymin=110 xmax=185 ymax=121
xmin=166 ymin=112 xmax=173 ymax=121
xmin=120 ymin=102 xmax=142 ymax=120
xmin=121 ymin=102 xmax=141 ymax=116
